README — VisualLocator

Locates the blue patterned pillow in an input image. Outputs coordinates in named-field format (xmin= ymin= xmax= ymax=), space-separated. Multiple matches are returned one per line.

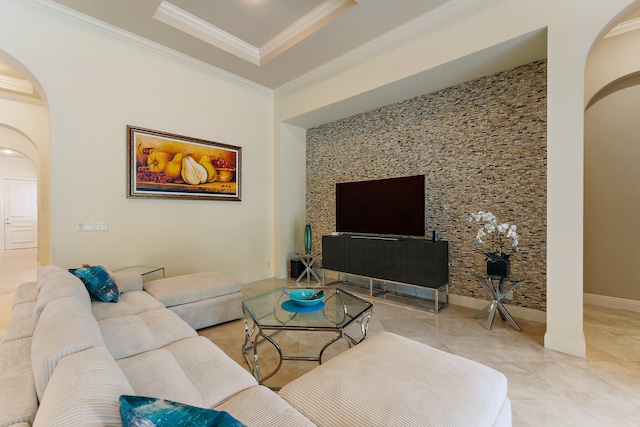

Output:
xmin=69 ymin=265 xmax=120 ymax=302
xmin=119 ymin=395 xmax=246 ymax=427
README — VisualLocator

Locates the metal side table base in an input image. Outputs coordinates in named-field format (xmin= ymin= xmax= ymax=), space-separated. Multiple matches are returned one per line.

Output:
xmin=472 ymin=273 xmax=523 ymax=332
xmin=295 ymin=253 xmax=321 ymax=283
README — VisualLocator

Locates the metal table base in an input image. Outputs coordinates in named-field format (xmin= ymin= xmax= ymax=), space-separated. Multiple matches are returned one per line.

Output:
xmin=472 ymin=273 xmax=523 ymax=332
xmin=242 ymin=288 xmax=372 ymax=388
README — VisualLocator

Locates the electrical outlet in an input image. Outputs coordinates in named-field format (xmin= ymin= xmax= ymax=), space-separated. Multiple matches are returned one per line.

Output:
xmin=505 ymin=290 xmax=514 ymax=300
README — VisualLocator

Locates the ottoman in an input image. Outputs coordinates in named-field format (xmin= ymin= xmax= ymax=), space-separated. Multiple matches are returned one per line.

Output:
xmin=278 ymin=332 xmax=512 ymax=426
xmin=143 ymin=272 xmax=243 ymax=330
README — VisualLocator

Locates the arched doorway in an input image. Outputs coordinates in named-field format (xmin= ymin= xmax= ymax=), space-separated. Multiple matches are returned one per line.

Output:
xmin=0 ymin=56 xmax=50 ymax=265
xmin=585 ymin=73 xmax=640 ymax=306
xmin=585 ymin=15 xmax=640 ymax=301
xmin=582 ymin=7 xmax=640 ymax=362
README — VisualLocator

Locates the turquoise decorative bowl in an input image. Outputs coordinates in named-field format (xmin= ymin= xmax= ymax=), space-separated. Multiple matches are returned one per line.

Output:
xmin=288 ymin=289 xmax=325 ymax=306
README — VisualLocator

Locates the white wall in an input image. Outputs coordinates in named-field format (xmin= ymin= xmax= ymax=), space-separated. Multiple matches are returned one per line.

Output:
xmin=273 ymin=122 xmax=307 ymax=278
xmin=273 ymin=0 xmax=640 ymax=357
xmin=0 ymin=1 xmax=274 ymax=282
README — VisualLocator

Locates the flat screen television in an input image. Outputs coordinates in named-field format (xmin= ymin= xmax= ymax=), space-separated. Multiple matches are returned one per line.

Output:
xmin=336 ymin=175 xmax=425 ymax=237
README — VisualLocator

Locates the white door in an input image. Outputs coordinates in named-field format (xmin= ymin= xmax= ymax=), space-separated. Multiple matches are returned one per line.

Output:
xmin=3 ymin=178 xmax=37 ymax=250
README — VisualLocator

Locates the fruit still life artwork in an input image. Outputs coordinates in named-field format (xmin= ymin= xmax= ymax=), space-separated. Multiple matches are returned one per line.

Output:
xmin=127 ymin=126 xmax=241 ymax=201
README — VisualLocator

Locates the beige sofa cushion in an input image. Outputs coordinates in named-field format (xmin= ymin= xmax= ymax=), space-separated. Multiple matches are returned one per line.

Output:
xmin=0 ymin=338 xmax=38 ymax=427
xmin=33 ymin=269 xmax=90 ymax=325
xmin=216 ymin=385 xmax=315 ymax=427
xmin=31 ymin=297 xmax=105 ymax=401
xmin=91 ymin=290 xmax=164 ymax=321
xmin=144 ymin=272 xmax=242 ymax=307
xmin=279 ymin=332 xmax=510 ymax=427
xmin=36 ymin=264 xmax=66 ymax=293
xmin=33 ymin=347 xmax=134 ymax=427
xmin=118 ymin=336 xmax=257 ymax=408
xmin=98 ymin=308 xmax=197 ymax=359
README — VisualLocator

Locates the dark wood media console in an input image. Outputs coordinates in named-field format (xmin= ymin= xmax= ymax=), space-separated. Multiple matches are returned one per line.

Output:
xmin=321 ymin=235 xmax=449 ymax=312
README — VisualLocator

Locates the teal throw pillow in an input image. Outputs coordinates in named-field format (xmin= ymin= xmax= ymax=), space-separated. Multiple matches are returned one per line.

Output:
xmin=69 ymin=265 xmax=120 ymax=302
xmin=119 ymin=395 xmax=246 ymax=427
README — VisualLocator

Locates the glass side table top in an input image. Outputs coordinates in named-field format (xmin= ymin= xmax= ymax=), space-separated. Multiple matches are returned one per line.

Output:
xmin=114 ymin=266 xmax=165 ymax=283
xmin=472 ymin=271 xmax=522 ymax=282
xmin=242 ymin=287 xmax=372 ymax=330
xmin=115 ymin=266 xmax=165 ymax=276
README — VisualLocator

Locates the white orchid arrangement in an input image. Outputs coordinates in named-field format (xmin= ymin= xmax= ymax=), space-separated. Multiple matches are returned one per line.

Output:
xmin=466 ymin=211 xmax=520 ymax=263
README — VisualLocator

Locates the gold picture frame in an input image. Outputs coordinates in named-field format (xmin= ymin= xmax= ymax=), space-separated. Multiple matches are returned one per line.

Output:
xmin=127 ymin=126 xmax=241 ymax=201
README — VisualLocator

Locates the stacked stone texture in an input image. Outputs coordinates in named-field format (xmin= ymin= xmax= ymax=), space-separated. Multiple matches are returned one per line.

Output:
xmin=306 ymin=60 xmax=547 ymax=311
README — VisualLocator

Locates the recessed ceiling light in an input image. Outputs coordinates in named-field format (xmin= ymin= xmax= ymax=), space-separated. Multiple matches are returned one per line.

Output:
xmin=2 ymin=149 xmax=13 ymax=154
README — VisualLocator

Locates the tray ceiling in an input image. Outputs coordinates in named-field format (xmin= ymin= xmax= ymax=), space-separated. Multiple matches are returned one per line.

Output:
xmin=45 ymin=0 xmax=453 ymax=88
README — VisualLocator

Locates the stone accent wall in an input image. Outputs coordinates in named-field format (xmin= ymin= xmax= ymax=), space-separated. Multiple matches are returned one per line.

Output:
xmin=306 ymin=60 xmax=547 ymax=311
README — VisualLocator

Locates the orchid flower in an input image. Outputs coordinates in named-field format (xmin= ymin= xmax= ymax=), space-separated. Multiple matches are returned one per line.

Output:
xmin=467 ymin=211 xmax=521 ymax=258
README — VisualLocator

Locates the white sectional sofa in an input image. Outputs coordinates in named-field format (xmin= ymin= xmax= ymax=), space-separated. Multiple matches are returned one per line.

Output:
xmin=0 ymin=264 xmax=512 ymax=426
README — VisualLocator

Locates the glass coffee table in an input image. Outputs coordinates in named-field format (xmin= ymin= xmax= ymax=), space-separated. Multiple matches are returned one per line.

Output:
xmin=242 ymin=287 xmax=373 ymax=386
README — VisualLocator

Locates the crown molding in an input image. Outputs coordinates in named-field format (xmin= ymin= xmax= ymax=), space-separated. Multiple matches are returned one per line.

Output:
xmin=604 ymin=16 xmax=640 ymax=39
xmin=276 ymin=0 xmax=500 ymax=94
xmin=260 ymin=0 xmax=355 ymax=64
xmin=154 ymin=0 xmax=355 ymax=66
xmin=153 ymin=1 xmax=261 ymax=65
xmin=19 ymin=0 xmax=272 ymax=96
xmin=0 ymin=74 xmax=33 ymax=94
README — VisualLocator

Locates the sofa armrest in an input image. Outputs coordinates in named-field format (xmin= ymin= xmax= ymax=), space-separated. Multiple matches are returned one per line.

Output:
xmin=0 ymin=339 xmax=38 ymax=427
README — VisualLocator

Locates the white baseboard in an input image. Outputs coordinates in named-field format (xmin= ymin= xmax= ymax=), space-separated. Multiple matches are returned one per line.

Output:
xmin=584 ymin=293 xmax=640 ymax=313
xmin=544 ymin=332 xmax=586 ymax=358
xmin=449 ymin=294 xmax=547 ymax=323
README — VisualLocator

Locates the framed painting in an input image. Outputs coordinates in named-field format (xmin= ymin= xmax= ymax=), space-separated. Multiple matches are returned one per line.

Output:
xmin=127 ymin=126 xmax=241 ymax=201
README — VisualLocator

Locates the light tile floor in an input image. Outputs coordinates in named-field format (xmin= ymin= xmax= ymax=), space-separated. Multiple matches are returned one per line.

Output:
xmin=1 ymin=249 xmax=639 ymax=426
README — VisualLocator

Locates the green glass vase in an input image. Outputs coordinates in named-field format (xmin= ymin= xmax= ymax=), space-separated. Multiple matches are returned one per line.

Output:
xmin=304 ymin=224 xmax=312 ymax=254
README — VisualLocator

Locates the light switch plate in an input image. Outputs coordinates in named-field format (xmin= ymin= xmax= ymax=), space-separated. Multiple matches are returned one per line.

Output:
xmin=77 ymin=221 xmax=108 ymax=232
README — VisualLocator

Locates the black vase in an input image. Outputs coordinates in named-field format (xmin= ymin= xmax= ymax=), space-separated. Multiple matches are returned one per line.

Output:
xmin=487 ymin=260 xmax=510 ymax=277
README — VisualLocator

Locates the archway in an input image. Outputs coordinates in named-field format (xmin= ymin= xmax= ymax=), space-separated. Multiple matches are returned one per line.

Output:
xmin=582 ymin=7 xmax=640 ymax=362
xmin=0 ymin=53 xmax=50 ymax=265
xmin=585 ymin=9 xmax=640 ymax=308
xmin=585 ymin=73 xmax=640 ymax=310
